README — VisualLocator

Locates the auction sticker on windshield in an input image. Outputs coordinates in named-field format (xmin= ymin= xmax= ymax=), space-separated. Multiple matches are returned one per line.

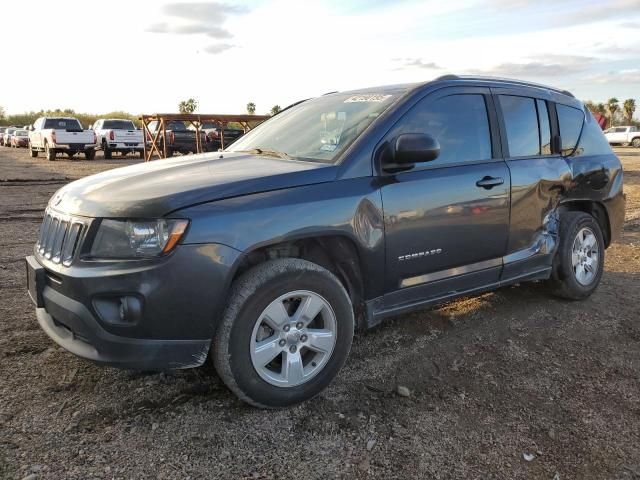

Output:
xmin=344 ymin=94 xmax=392 ymax=103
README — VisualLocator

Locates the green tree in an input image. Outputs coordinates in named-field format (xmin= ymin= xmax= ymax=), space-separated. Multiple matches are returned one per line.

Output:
xmin=0 ymin=105 xmax=5 ymax=122
xmin=178 ymin=98 xmax=198 ymax=113
xmin=607 ymin=98 xmax=619 ymax=126
xmin=595 ymin=103 xmax=606 ymax=115
xmin=246 ymin=102 xmax=256 ymax=115
xmin=270 ymin=105 xmax=282 ymax=116
xmin=623 ymin=98 xmax=636 ymax=124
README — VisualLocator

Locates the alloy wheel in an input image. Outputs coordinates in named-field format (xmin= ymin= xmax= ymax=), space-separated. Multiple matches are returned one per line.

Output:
xmin=249 ymin=290 xmax=337 ymax=388
xmin=571 ymin=227 xmax=599 ymax=286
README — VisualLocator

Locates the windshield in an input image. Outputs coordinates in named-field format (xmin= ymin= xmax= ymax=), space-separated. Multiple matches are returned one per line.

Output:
xmin=103 ymin=120 xmax=136 ymax=130
xmin=15 ymin=130 xmax=28 ymax=136
xmin=228 ymin=92 xmax=400 ymax=163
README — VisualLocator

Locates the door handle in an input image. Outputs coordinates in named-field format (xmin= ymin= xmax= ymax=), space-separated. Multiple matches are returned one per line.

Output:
xmin=476 ymin=176 xmax=504 ymax=189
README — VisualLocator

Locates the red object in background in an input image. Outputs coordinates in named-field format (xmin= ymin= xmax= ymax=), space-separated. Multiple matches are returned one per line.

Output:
xmin=590 ymin=111 xmax=607 ymax=130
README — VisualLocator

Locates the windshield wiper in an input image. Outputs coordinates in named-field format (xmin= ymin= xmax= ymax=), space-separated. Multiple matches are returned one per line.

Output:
xmin=238 ymin=148 xmax=294 ymax=160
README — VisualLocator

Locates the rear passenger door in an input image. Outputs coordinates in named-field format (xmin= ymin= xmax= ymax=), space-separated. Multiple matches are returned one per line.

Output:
xmin=379 ymin=87 xmax=511 ymax=307
xmin=492 ymin=89 xmax=572 ymax=280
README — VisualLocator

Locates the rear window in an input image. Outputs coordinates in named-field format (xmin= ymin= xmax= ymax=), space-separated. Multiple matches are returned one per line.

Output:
xmin=103 ymin=120 xmax=135 ymax=130
xmin=498 ymin=95 xmax=539 ymax=157
xmin=575 ymin=112 xmax=612 ymax=156
xmin=168 ymin=122 xmax=187 ymax=131
xmin=43 ymin=118 xmax=82 ymax=130
xmin=556 ymin=104 xmax=584 ymax=156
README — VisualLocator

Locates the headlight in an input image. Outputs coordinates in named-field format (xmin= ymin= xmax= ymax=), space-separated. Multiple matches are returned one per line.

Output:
xmin=90 ymin=219 xmax=189 ymax=259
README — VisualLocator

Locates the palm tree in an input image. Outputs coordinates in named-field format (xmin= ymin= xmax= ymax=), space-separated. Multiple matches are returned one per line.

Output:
xmin=270 ymin=105 xmax=282 ymax=116
xmin=595 ymin=103 xmax=606 ymax=116
xmin=178 ymin=98 xmax=198 ymax=113
xmin=607 ymin=98 xmax=619 ymax=126
xmin=623 ymin=99 xmax=636 ymax=124
xmin=246 ymin=102 xmax=256 ymax=115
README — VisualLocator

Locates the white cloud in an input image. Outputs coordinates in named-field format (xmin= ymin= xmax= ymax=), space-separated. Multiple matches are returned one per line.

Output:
xmin=0 ymin=0 xmax=639 ymax=115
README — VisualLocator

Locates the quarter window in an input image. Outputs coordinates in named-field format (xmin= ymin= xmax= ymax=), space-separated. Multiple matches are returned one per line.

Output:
xmin=557 ymin=104 xmax=584 ymax=156
xmin=394 ymin=94 xmax=492 ymax=165
xmin=498 ymin=95 xmax=539 ymax=157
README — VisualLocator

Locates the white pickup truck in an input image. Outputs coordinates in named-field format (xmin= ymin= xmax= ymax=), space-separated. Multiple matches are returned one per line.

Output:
xmin=603 ymin=125 xmax=640 ymax=147
xmin=29 ymin=117 xmax=97 ymax=161
xmin=91 ymin=118 xmax=144 ymax=159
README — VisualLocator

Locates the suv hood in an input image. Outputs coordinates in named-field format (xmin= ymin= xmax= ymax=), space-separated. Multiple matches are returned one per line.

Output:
xmin=51 ymin=152 xmax=336 ymax=217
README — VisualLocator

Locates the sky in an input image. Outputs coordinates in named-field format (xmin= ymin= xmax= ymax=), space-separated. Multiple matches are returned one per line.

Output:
xmin=1 ymin=0 xmax=639 ymax=117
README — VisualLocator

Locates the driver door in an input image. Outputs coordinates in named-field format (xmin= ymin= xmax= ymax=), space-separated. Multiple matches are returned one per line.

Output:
xmin=379 ymin=87 xmax=511 ymax=308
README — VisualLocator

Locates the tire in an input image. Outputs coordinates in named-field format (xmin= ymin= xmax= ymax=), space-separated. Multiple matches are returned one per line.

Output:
xmin=213 ymin=258 xmax=354 ymax=408
xmin=138 ymin=150 xmax=144 ymax=159
xmin=45 ymin=142 xmax=55 ymax=161
xmin=547 ymin=211 xmax=605 ymax=300
xmin=166 ymin=147 xmax=173 ymax=158
xmin=632 ymin=137 xmax=640 ymax=148
xmin=103 ymin=141 xmax=112 ymax=159
xmin=85 ymin=149 xmax=96 ymax=160
xmin=29 ymin=143 xmax=37 ymax=158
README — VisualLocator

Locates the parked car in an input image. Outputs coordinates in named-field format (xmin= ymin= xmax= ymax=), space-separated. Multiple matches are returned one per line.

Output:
xmin=92 ymin=118 xmax=144 ymax=159
xmin=26 ymin=76 xmax=624 ymax=408
xmin=0 ymin=127 xmax=7 ymax=146
xmin=207 ymin=126 xmax=244 ymax=150
xmin=3 ymin=127 xmax=17 ymax=147
xmin=28 ymin=117 xmax=97 ymax=161
xmin=147 ymin=120 xmax=208 ymax=156
xmin=603 ymin=125 xmax=640 ymax=147
xmin=10 ymin=129 xmax=29 ymax=148
xmin=188 ymin=123 xmax=245 ymax=150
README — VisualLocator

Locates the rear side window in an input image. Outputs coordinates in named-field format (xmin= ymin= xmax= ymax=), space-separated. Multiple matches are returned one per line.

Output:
xmin=556 ymin=104 xmax=584 ymax=155
xmin=498 ymin=95 xmax=539 ymax=157
xmin=536 ymin=100 xmax=552 ymax=155
xmin=395 ymin=94 xmax=492 ymax=165
xmin=575 ymin=112 xmax=612 ymax=156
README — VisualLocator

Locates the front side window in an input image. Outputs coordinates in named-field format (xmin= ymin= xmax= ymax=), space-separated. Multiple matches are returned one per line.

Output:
xmin=557 ymin=104 xmax=584 ymax=156
xmin=391 ymin=94 xmax=492 ymax=165
xmin=498 ymin=95 xmax=539 ymax=157
xmin=229 ymin=91 xmax=402 ymax=163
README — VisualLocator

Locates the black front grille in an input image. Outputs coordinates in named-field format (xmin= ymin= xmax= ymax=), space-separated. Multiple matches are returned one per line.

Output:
xmin=36 ymin=210 xmax=86 ymax=266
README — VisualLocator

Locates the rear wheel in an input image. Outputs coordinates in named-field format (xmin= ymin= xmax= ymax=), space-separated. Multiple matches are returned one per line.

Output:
xmin=45 ymin=142 xmax=56 ymax=161
xmin=85 ymin=149 xmax=96 ymax=160
xmin=138 ymin=150 xmax=144 ymax=159
xmin=29 ymin=142 xmax=37 ymax=158
xmin=103 ymin=141 xmax=112 ymax=159
xmin=213 ymin=258 xmax=354 ymax=408
xmin=632 ymin=137 xmax=640 ymax=148
xmin=547 ymin=212 xmax=605 ymax=300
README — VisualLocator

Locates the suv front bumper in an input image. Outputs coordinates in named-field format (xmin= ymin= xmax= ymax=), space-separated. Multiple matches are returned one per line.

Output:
xmin=25 ymin=243 xmax=241 ymax=371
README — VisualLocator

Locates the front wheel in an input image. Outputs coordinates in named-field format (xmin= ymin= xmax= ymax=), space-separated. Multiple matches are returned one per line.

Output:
xmin=632 ymin=138 xmax=640 ymax=148
xmin=213 ymin=258 xmax=354 ymax=408
xmin=29 ymin=143 xmax=38 ymax=158
xmin=547 ymin=211 xmax=605 ymax=300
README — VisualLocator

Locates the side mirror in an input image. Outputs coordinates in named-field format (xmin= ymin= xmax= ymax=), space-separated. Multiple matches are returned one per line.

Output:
xmin=394 ymin=133 xmax=440 ymax=165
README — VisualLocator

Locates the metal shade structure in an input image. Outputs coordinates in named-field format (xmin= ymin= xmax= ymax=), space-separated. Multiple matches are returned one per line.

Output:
xmin=140 ymin=113 xmax=270 ymax=161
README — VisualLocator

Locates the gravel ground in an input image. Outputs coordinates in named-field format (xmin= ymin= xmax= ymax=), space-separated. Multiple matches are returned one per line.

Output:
xmin=1 ymin=147 xmax=639 ymax=480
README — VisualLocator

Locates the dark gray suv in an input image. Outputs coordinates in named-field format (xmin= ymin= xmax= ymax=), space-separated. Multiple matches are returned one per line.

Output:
xmin=26 ymin=75 xmax=625 ymax=407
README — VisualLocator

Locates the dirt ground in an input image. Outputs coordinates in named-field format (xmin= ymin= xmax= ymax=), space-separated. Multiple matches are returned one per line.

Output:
xmin=1 ymin=146 xmax=638 ymax=480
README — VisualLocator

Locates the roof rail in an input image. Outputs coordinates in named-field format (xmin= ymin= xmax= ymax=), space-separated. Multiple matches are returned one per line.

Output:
xmin=432 ymin=74 xmax=575 ymax=98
